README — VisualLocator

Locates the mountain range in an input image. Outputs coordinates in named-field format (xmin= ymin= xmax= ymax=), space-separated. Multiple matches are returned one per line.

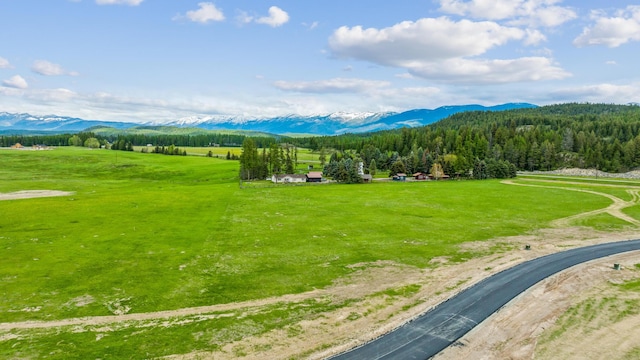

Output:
xmin=0 ymin=103 xmax=537 ymax=136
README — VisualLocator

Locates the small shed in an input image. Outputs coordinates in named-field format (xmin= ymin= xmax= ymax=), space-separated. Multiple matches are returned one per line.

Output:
xmin=413 ymin=172 xmax=428 ymax=180
xmin=361 ymin=174 xmax=373 ymax=183
xmin=392 ymin=173 xmax=407 ymax=181
xmin=306 ymin=171 xmax=323 ymax=183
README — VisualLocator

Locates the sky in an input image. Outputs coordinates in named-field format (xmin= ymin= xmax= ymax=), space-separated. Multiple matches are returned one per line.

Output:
xmin=1 ymin=0 xmax=640 ymax=123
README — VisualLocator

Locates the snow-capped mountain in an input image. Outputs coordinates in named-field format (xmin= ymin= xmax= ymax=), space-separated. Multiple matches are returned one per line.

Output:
xmin=0 ymin=112 xmax=139 ymax=133
xmin=0 ymin=103 xmax=538 ymax=135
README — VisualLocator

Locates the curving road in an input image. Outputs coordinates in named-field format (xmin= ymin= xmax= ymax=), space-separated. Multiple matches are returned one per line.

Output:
xmin=330 ymin=239 xmax=640 ymax=360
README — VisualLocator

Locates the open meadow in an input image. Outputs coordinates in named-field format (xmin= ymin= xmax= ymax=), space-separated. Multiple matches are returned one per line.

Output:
xmin=1 ymin=147 xmax=640 ymax=359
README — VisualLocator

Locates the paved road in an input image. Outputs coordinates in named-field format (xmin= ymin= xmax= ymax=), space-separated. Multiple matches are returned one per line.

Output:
xmin=330 ymin=239 xmax=640 ymax=360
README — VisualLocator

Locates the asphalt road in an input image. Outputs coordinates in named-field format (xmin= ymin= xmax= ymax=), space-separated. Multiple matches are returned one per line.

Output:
xmin=330 ymin=239 xmax=640 ymax=360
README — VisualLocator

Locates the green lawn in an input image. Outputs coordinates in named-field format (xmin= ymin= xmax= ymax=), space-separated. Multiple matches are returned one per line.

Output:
xmin=0 ymin=147 xmax=629 ymax=358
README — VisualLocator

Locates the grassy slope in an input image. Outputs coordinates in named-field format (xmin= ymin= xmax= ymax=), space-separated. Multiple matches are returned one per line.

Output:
xmin=0 ymin=147 xmax=628 ymax=358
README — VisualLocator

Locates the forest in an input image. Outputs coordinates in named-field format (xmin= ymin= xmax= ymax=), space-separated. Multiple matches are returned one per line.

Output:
xmin=291 ymin=103 xmax=640 ymax=177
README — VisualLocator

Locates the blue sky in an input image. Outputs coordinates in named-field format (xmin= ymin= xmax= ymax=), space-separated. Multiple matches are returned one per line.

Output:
xmin=1 ymin=0 xmax=639 ymax=123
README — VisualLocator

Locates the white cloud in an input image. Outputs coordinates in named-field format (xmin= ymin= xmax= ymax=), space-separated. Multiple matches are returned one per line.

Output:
xmin=180 ymin=2 xmax=225 ymax=24
xmin=236 ymin=10 xmax=253 ymax=25
xmin=438 ymin=0 xmax=576 ymax=27
xmin=0 ymin=57 xmax=11 ymax=69
xmin=329 ymin=17 xmax=566 ymax=84
xmin=573 ymin=6 xmax=640 ymax=48
xmin=303 ymin=21 xmax=319 ymax=30
xmin=408 ymin=57 xmax=570 ymax=84
xmin=274 ymin=78 xmax=390 ymax=94
xmin=330 ymin=18 xmax=528 ymax=65
xmin=3 ymin=75 xmax=29 ymax=89
xmin=256 ymin=6 xmax=289 ymax=27
xmin=31 ymin=60 xmax=78 ymax=76
xmin=550 ymin=83 xmax=640 ymax=103
xmin=26 ymin=88 xmax=78 ymax=102
xmin=606 ymin=60 xmax=617 ymax=65
xmin=95 ymin=0 xmax=143 ymax=5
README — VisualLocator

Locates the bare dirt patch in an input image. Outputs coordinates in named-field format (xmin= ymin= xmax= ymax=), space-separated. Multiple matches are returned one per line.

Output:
xmin=0 ymin=190 xmax=74 ymax=201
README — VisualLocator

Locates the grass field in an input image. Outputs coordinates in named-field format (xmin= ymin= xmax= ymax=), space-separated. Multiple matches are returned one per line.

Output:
xmin=0 ymin=147 xmax=638 ymax=358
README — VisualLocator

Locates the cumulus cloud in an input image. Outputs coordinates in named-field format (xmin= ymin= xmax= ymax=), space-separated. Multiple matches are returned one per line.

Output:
xmin=256 ymin=6 xmax=289 ymax=27
xmin=330 ymin=17 xmax=528 ymax=65
xmin=3 ymin=75 xmax=29 ymax=89
xmin=408 ymin=57 xmax=570 ymax=84
xmin=0 ymin=57 xmax=11 ymax=69
xmin=329 ymin=17 xmax=566 ymax=84
xmin=273 ymin=78 xmax=390 ymax=94
xmin=178 ymin=2 xmax=225 ymax=23
xmin=573 ymin=6 xmax=640 ymax=48
xmin=31 ymin=60 xmax=79 ymax=76
xmin=95 ymin=0 xmax=143 ymax=5
xmin=438 ymin=0 xmax=576 ymax=27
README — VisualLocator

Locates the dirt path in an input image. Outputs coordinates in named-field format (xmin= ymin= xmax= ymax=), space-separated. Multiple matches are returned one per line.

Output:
xmin=0 ymin=190 xmax=74 ymax=201
xmin=502 ymin=179 xmax=640 ymax=227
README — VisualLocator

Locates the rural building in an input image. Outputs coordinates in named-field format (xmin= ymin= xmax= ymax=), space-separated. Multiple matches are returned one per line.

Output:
xmin=392 ymin=173 xmax=407 ymax=181
xmin=306 ymin=172 xmax=323 ymax=183
xmin=11 ymin=143 xmax=24 ymax=149
xmin=361 ymin=174 xmax=373 ymax=183
xmin=413 ymin=172 xmax=428 ymax=180
xmin=271 ymin=174 xmax=307 ymax=183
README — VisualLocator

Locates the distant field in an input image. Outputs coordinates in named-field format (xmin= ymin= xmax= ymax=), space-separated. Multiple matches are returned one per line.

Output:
xmin=132 ymin=146 xmax=321 ymax=165
xmin=0 ymin=147 xmax=636 ymax=359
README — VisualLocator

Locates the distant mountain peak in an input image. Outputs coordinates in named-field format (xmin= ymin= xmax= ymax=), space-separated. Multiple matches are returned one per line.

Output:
xmin=0 ymin=103 xmax=537 ymax=135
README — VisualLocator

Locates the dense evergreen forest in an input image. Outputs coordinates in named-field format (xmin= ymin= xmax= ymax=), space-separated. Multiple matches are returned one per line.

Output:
xmin=291 ymin=103 xmax=640 ymax=176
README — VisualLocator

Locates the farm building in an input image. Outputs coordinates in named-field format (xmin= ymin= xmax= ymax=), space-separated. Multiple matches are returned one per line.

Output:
xmin=11 ymin=143 xmax=24 ymax=149
xmin=413 ymin=172 xmax=428 ymax=180
xmin=271 ymin=174 xmax=307 ymax=183
xmin=306 ymin=172 xmax=323 ymax=183
xmin=392 ymin=173 xmax=407 ymax=181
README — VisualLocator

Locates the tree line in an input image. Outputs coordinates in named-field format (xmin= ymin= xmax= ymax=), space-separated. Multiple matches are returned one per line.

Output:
xmin=290 ymin=103 xmax=640 ymax=176
xmin=239 ymin=138 xmax=299 ymax=180
xmin=1 ymin=132 xmax=281 ymax=149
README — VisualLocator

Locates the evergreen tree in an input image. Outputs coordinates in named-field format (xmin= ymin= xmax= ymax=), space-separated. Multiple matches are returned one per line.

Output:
xmin=369 ymin=159 xmax=377 ymax=176
xmin=239 ymin=138 xmax=261 ymax=180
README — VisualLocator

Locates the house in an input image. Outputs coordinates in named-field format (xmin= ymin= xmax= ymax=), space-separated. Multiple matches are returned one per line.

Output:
xmin=271 ymin=174 xmax=307 ymax=183
xmin=361 ymin=174 xmax=373 ymax=183
xmin=11 ymin=143 xmax=24 ymax=149
xmin=392 ymin=173 xmax=407 ymax=181
xmin=306 ymin=172 xmax=323 ymax=183
xmin=413 ymin=172 xmax=428 ymax=180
